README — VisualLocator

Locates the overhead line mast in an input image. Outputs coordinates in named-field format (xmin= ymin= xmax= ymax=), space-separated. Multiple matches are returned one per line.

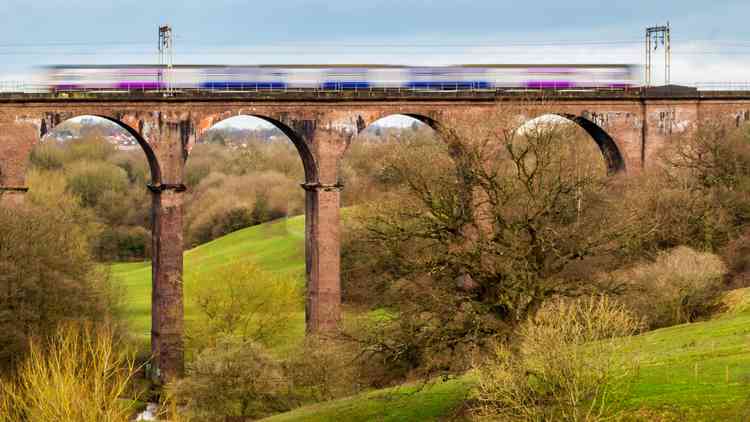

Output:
xmin=158 ymin=24 xmax=174 ymax=94
xmin=645 ymin=22 xmax=671 ymax=86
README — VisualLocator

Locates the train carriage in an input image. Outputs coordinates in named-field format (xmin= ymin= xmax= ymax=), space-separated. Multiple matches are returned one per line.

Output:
xmin=41 ymin=64 xmax=640 ymax=93
xmin=46 ymin=65 xmax=166 ymax=91
xmin=199 ymin=66 xmax=288 ymax=91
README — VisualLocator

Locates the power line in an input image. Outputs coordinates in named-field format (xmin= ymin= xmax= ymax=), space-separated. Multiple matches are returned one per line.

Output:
xmin=0 ymin=41 xmax=153 ymax=48
xmin=0 ymin=39 xmax=646 ymax=49
xmin=0 ymin=50 xmax=646 ymax=56
xmin=6 ymin=44 xmax=750 ymax=56
xmin=6 ymin=37 xmax=750 ymax=50
xmin=673 ymin=51 xmax=750 ymax=55
xmin=1 ymin=39 xmax=750 ymax=58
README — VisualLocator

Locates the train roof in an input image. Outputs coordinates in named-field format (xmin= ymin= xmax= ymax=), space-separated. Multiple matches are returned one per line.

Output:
xmin=43 ymin=63 xmax=638 ymax=69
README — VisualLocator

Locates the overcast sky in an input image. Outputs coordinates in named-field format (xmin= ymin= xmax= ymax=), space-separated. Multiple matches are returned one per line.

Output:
xmin=2 ymin=0 xmax=749 ymax=86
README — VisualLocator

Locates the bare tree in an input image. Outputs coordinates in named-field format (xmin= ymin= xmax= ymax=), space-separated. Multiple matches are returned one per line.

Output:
xmin=341 ymin=103 xmax=642 ymax=378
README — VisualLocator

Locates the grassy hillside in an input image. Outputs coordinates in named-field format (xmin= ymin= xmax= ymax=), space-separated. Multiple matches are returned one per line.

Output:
xmin=262 ymin=289 xmax=750 ymax=421
xmin=113 ymin=217 xmax=750 ymax=420
xmin=263 ymin=377 xmax=475 ymax=422
xmin=620 ymin=290 xmax=750 ymax=420
xmin=112 ymin=215 xmax=306 ymax=339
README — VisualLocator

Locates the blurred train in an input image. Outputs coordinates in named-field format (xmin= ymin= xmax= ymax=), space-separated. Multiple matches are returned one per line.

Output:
xmin=39 ymin=64 xmax=640 ymax=92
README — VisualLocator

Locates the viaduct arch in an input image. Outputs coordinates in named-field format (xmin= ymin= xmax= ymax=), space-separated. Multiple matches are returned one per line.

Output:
xmin=2 ymin=92 xmax=750 ymax=382
xmin=522 ymin=112 xmax=626 ymax=174
xmin=357 ymin=110 xmax=624 ymax=174
xmin=562 ymin=114 xmax=626 ymax=174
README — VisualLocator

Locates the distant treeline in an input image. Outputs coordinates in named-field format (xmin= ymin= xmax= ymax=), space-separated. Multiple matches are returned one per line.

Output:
xmin=27 ymin=118 xmax=426 ymax=261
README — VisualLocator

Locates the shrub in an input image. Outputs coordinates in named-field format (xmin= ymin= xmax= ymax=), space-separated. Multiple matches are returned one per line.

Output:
xmin=0 ymin=322 xmax=140 ymax=422
xmin=721 ymin=229 xmax=750 ymax=289
xmin=341 ymin=275 xmax=506 ymax=384
xmin=28 ymin=143 xmax=65 ymax=170
xmin=184 ymin=146 xmax=221 ymax=188
xmin=25 ymin=169 xmax=100 ymax=241
xmin=614 ymin=172 xmax=741 ymax=257
xmin=185 ymin=260 xmax=303 ymax=354
xmin=0 ymin=202 xmax=114 ymax=372
xmin=169 ymin=337 xmax=293 ymax=421
xmin=613 ymin=246 xmax=727 ymax=328
xmin=95 ymin=225 xmax=152 ymax=261
xmin=111 ymin=150 xmax=150 ymax=184
xmin=27 ymin=141 xmax=153 ymax=263
xmin=65 ymin=160 xmax=130 ymax=208
xmin=169 ymin=337 xmax=363 ymax=421
xmin=62 ymin=136 xmax=118 ymax=163
xmin=473 ymin=296 xmax=641 ymax=422
xmin=623 ymin=122 xmax=750 ymax=256
xmin=283 ymin=336 xmax=363 ymax=402
xmin=94 ymin=185 xmax=150 ymax=229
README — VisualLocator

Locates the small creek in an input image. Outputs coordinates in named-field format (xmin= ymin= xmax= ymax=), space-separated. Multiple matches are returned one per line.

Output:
xmin=135 ymin=402 xmax=158 ymax=421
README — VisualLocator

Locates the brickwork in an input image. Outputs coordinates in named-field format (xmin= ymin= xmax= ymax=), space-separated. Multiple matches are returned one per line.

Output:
xmin=150 ymin=188 xmax=185 ymax=383
xmin=1 ymin=93 xmax=750 ymax=381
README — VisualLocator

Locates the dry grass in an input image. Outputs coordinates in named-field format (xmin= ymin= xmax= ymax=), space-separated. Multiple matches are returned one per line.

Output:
xmin=0 ymin=322 xmax=141 ymax=422
xmin=473 ymin=296 xmax=641 ymax=422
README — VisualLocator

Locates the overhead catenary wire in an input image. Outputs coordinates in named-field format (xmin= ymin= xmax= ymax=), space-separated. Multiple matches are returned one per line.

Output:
xmin=0 ymin=39 xmax=645 ymax=49
xmin=4 ymin=37 xmax=750 ymax=49
xmin=2 ymin=38 xmax=750 ymax=59
xmin=1 ymin=46 xmax=750 ymax=56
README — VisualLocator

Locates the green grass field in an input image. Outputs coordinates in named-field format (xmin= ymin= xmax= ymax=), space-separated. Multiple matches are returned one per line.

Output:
xmin=113 ymin=217 xmax=750 ymax=421
xmin=263 ymin=376 xmax=475 ymax=422
xmin=620 ymin=292 xmax=750 ymax=420
xmin=260 ymin=294 xmax=750 ymax=421
xmin=112 ymin=215 xmax=306 ymax=340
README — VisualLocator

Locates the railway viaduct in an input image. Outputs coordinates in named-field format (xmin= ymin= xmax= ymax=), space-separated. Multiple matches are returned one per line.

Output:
xmin=1 ymin=87 xmax=750 ymax=382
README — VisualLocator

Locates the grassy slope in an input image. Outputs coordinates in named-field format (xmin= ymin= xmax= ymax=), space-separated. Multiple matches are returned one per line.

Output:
xmin=263 ymin=292 xmax=750 ymax=422
xmin=263 ymin=377 xmax=475 ymax=422
xmin=112 ymin=215 xmax=306 ymax=339
xmin=621 ymin=292 xmax=750 ymax=420
xmin=113 ymin=218 xmax=750 ymax=420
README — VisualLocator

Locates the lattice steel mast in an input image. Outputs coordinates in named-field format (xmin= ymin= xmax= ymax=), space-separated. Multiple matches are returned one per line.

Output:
xmin=645 ymin=22 xmax=671 ymax=87
xmin=158 ymin=25 xmax=174 ymax=94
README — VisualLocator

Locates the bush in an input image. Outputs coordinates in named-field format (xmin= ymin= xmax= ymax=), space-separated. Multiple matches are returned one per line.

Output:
xmin=473 ymin=296 xmax=641 ymax=422
xmin=65 ymin=160 xmax=130 ymax=208
xmin=111 ymin=150 xmax=150 ymax=184
xmin=28 ymin=143 xmax=65 ymax=170
xmin=94 ymin=186 xmax=150 ymax=229
xmin=283 ymin=336 xmax=363 ymax=402
xmin=613 ymin=246 xmax=727 ymax=328
xmin=95 ymin=225 xmax=152 ymax=261
xmin=169 ymin=337 xmax=364 ymax=421
xmin=0 ymin=322 xmax=140 ymax=422
xmin=62 ymin=136 xmax=118 ymax=163
xmin=614 ymin=172 xmax=742 ymax=257
xmin=623 ymin=122 xmax=750 ymax=256
xmin=341 ymin=275 xmax=506 ymax=385
xmin=0 ymin=202 xmax=115 ymax=372
xmin=169 ymin=337 xmax=293 ymax=421
xmin=27 ymin=138 xmax=154 ymax=262
xmin=721 ymin=229 xmax=750 ymax=289
xmin=185 ymin=260 xmax=303 ymax=354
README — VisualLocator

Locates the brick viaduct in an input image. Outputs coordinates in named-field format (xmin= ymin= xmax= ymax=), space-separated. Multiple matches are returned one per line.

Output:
xmin=1 ymin=88 xmax=750 ymax=382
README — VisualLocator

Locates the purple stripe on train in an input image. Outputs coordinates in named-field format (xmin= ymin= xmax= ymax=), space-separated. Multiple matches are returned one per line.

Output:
xmin=523 ymin=81 xmax=576 ymax=89
xmin=114 ymin=82 xmax=166 ymax=90
xmin=54 ymin=84 xmax=82 ymax=90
